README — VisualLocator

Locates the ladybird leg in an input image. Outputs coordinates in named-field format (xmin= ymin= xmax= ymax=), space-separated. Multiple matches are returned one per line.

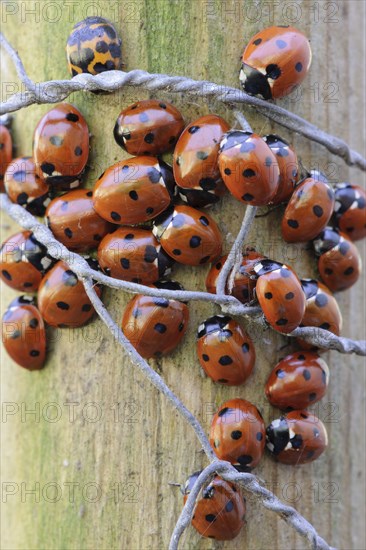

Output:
xmin=255 ymin=204 xmax=283 ymax=218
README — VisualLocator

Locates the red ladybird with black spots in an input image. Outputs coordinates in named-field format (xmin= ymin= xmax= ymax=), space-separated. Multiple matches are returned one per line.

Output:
xmin=209 ymin=398 xmax=265 ymax=471
xmin=262 ymin=134 xmax=299 ymax=204
xmin=46 ymin=188 xmax=113 ymax=251
xmin=66 ymin=16 xmax=122 ymax=76
xmin=240 ymin=25 xmax=312 ymax=99
xmin=0 ymin=123 xmax=13 ymax=192
xmin=122 ymin=281 xmax=189 ymax=359
xmin=333 ymin=183 xmax=366 ymax=241
xmin=218 ymin=130 xmax=280 ymax=206
xmin=282 ymin=177 xmax=335 ymax=242
xmin=266 ymin=410 xmax=328 ymax=465
xmin=98 ymin=227 xmax=174 ymax=284
xmin=253 ymin=259 xmax=306 ymax=334
xmin=93 ymin=156 xmax=175 ymax=225
xmin=114 ymin=99 xmax=184 ymax=156
xmin=153 ymin=205 xmax=222 ymax=266
xmin=298 ymin=278 xmax=342 ymax=350
xmin=313 ymin=227 xmax=362 ymax=292
xmin=2 ymin=295 xmax=46 ymax=370
xmin=205 ymin=248 xmax=265 ymax=303
xmin=4 ymin=156 xmax=50 ymax=216
xmin=173 ymin=114 xmax=230 ymax=206
xmin=33 ymin=103 xmax=89 ymax=190
xmin=265 ymin=351 xmax=329 ymax=410
xmin=0 ymin=230 xmax=53 ymax=292
xmin=197 ymin=315 xmax=255 ymax=386
xmin=182 ymin=472 xmax=246 ymax=541
xmin=37 ymin=259 xmax=101 ymax=327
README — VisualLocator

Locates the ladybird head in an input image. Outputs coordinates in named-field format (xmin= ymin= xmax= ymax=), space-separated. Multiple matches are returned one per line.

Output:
xmin=300 ymin=278 xmax=319 ymax=300
xmin=152 ymin=206 xmax=175 ymax=241
xmin=334 ymin=182 xmax=359 ymax=214
xmin=219 ymin=130 xmax=253 ymax=153
xmin=182 ymin=470 xmax=202 ymax=495
xmin=313 ymin=227 xmax=340 ymax=256
xmin=308 ymin=169 xmax=329 ymax=183
xmin=253 ymin=259 xmax=283 ymax=277
xmin=266 ymin=417 xmax=290 ymax=455
xmin=7 ymin=295 xmax=37 ymax=310
xmin=262 ymin=134 xmax=289 ymax=150
xmin=239 ymin=63 xmax=273 ymax=100
xmin=25 ymin=233 xmax=53 ymax=273
xmin=157 ymin=158 xmax=176 ymax=199
xmin=177 ymin=187 xmax=220 ymax=208
xmin=157 ymin=247 xmax=174 ymax=279
xmin=197 ymin=314 xmax=232 ymax=338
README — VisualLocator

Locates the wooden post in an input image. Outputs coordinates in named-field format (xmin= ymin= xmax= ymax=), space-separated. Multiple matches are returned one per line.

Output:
xmin=1 ymin=1 xmax=365 ymax=548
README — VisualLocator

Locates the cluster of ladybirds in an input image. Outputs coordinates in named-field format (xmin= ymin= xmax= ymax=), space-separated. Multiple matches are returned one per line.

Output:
xmin=0 ymin=17 xmax=365 ymax=542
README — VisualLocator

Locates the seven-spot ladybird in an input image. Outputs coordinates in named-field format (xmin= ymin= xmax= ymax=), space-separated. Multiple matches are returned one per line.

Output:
xmin=282 ymin=177 xmax=335 ymax=242
xmin=253 ymin=259 xmax=306 ymax=333
xmin=93 ymin=156 xmax=175 ymax=224
xmin=210 ymin=398 xmax=265 ymax=471
xmin=0 ymin=231 xmax=53 ymax=292
xmin=66 ymin=16 xmax=122 ymax=76
xmin=182 ymin=472 xmax=246 ymax=541
xmin=219 ymin=130 xmax=280 ymax=205
xmin=98 ymin=227 xmax=173 ymax=284
xmin=46 ymin=188 xmax=113 ymax=251
xmin=122 ymin=280 xmax=189 ymax=358
xmin=33 ymin=103 xmax=89 ymax=190
xmin=333 ymin=183 xmax=366 ymax=241
xmin=197 ymin=315 xmax=255 ymax=385
xmin=114 ymin=99 xmax=184 ymax=156
xmin=240 ymin=26 xmax=312 ymax=99
xmin=2 ymin=295 xmax=46 ymax=370
xmin=265 ymin=351 xmax=329 ymax=410
xmin=313 ymin=227 xmax=362 ymax=292
xmin=266 ymin=410 xmax=328 ymax=465
xmin=173 ymin=114 xmax=229 ymax=206
xmin=153 ymin=205 xmax=222 ymax=266
xmin=37 ymin=259 xmax=101 ymax=327
xmin=4 ymin=156 xmax=50 ymax=216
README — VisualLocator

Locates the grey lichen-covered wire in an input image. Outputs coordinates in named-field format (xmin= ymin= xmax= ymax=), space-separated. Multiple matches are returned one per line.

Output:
xmin=82 ymin=278 xmax=334 ymax=550
xmin=0 ymin=32 xmax=365 ymax=172
xmin=1 ymin=194 xmax=364 ymax=355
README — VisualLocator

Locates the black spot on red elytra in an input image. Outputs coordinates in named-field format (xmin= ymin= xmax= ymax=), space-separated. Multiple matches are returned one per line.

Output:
xmin=190 ymin=236 xmax=201 ymax=248
xmin=57 ymin=301 xmax=69 ymax=310
xmin=219 ymin=355 xmax=233 ymax=366
xmin=313 ymin=205 xmax=324 ymax=217
xmin=154 ymin=323 xmax=167 ymax=334
xmin=303 ymin=369 xmax=311 ymax=381
xmin=66 ymin=113 xmax=79 ymax=122
xmin=295 ymin=62 xmax=303 ymax=72
xmin=188 ymin=125 xmax=199 ymax=134
xmin=287 ymin=219 xmax=299 ymax=228
xmin=144 ymin=133 xmax=154 ymax=144
xmin=111 ymin=211 xmax=121 ymax=221
xmin=231 ymin=430 xmax=242 ymax=440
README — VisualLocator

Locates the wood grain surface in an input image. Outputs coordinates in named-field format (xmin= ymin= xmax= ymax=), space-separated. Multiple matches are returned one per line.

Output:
xmin=1 ymin=1 xmax=365 ymax=549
